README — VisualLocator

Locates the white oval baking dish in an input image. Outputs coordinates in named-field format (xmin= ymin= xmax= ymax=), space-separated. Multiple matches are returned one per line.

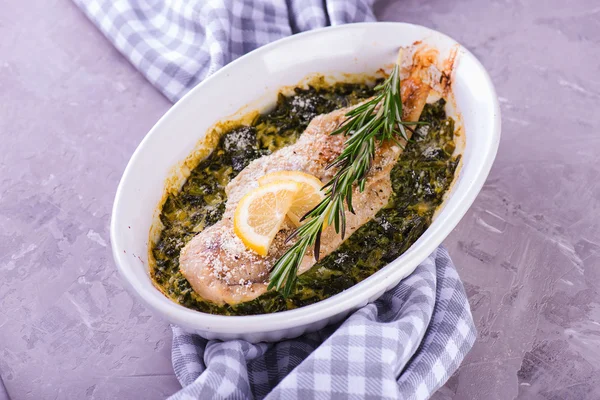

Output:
xmin=111 ymin=22 xmax=500 ymax=342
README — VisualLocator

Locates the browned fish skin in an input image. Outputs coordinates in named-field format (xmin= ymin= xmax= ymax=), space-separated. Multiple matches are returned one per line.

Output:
xmin=180 ymin=50 xmax=435 ymax=305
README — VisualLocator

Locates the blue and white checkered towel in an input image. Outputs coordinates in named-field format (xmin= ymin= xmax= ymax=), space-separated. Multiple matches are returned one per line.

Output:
xmin=73 ymin=0 xmax=376 ymax=102
xmin=169 ymin=248 xmax=474 ymax=400
xmin=74 ymin=1 xmax=476 ymax=399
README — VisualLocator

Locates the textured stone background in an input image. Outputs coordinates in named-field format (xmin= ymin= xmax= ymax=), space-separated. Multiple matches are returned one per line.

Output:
xmin=1 ymin=0 xmax=599 ymax=399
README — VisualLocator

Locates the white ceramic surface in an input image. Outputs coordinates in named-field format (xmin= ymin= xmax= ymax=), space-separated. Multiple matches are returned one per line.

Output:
xmin=111 ymin=22 xmax=501 ymax=343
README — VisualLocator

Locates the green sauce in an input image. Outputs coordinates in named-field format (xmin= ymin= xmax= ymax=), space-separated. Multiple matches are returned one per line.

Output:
xmin=151 ymin=81 xmax=460 ymax=315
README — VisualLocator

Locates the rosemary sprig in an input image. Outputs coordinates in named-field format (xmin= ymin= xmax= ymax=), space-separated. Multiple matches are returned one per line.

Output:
xmin=268 ymin=62 xmax=423 ymax=297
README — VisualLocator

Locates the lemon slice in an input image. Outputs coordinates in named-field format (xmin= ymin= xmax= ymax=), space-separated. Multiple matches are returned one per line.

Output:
xmin=233 ymin=181 xmax=301 ymax=256
xmin=258 ymin=171 xmax=325 ymax=227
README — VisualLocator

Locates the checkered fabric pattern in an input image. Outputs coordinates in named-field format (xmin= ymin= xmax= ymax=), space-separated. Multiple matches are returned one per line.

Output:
xmin=73 ymin=0 xmax=376 ymax=102
xmin=74 ymin=2 xmax=476 ymax=398
xmin=169 ymin=247 xmax=476 ymax=400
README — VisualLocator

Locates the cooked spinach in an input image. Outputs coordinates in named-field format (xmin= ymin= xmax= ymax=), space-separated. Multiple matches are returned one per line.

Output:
xmin=151 ymin=81 xmax=459 ymax=315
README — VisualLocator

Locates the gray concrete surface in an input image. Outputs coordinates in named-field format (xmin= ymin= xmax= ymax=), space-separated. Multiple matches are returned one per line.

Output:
xmin=1 ymin=0 xmax=599 ymax=399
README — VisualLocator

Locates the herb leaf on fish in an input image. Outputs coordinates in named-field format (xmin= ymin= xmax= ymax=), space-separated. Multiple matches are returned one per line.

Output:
xmin=269 ymin=61 xmax=425 ymax=297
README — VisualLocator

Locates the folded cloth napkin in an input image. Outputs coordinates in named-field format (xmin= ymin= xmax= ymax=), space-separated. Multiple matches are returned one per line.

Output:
xmin=73 ymin=0 xmax=376 ymax=102
xmin=74 ymin=1 xmax=476 ymax=399
xmin=169 ymin=248 xmax=475 ymax=400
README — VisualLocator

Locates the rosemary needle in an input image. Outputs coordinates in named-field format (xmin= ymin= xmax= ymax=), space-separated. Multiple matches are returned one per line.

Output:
xmin=268 ymin=61 xmax=424 ymax=297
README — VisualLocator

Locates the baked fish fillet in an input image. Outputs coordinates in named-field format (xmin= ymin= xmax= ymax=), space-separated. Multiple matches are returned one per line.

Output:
xmin=180 ymin=48 xmax=437 ymax=305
